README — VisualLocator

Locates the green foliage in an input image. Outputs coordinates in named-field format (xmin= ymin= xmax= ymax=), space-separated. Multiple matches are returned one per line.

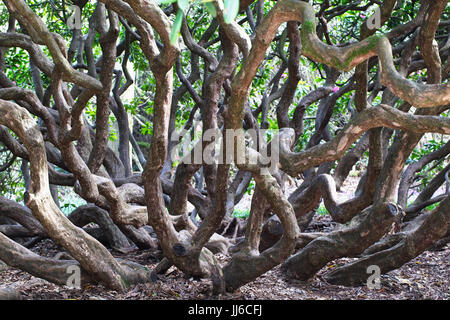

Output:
xmin=124 ymin=97 xmax=140 ymax=115
xmin=232 ymin=208 xmax=250 ymax=219
xmin=109 ymin=128 xmax=118 ymax=142
xmin=316 ymin=203 xmax=328 ymax=216
xmin=5 ymin=48 xmax=33 ymax=88
xmin=58 ymin=186 xmax=87 ymax=215
xmin=61 ymin=202 xmax=77 ymax=214
xmin=246 ymin=179 xmax=255 ymax=195
xmin=130 ymin=42 xmax=150 ymax=71
xmin=137 ymin=141 xmax=151 ymax=149
xmin=223 ymin=0 xmax=239 ymax=24
xmin=407 ymin=139 xmax=447 ymax=192
xmin=0 ymin=152 xmax=25 ymax=203
xmin=409 ymin=140 xmax=446 ymax=162
xmin=170 ymin=8 xmax=184 ymax=45
xmin=141 ymin=121 xmax=153 ymax=136
xmin=158 ymin=0 xmax=239 ymax=45
xmin=425 ymin=202 xmax=440 ymax=212
xmin=204 ymin=1 xmax=217 ymax=17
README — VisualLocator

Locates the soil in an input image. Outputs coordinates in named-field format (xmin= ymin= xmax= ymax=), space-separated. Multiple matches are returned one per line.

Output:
xmin=0 ymin=176 xmax=448 ymax=300
xmin=0 ymin=215 xmax=448 ymax=300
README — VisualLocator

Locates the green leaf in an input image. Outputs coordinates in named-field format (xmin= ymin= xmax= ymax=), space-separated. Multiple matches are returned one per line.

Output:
xmin=223 ymin=0 xmax=239 ymax=24
xmin=232 ymin=209 xmax=250 ymax=219
xmin=157 ymin=0 xmax=177 ymax=5
xmin=177 ymin=0 xmax=189 ymax=12
xmin=203 ymin=2 xmax=217 ymax=17
xmin=170 ymin=9 xmax=183 ymax=46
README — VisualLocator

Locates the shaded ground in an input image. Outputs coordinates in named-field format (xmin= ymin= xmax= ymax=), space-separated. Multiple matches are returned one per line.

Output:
xmin=1 ymin=176 xmax=448 ymax=300
xmin=0 ymin=214 xmax=448 ymax=300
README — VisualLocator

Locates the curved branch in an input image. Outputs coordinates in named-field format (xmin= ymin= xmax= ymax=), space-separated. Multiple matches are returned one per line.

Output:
xmin=221 ymin=170 xmax=300 ymax=292
xmin=280 ymin=105 xmax=450 ymax=177
xmin=6 ymin=0 xmax=103 ymax=91
xmin=325 ymin=196 xmax=450 ymax=286
xmin=213 ymin=0 xmax=251 ymax=58
xmin=282 ymin=202 xmax=401 ymax=281
xmin=0 ymin=98 xmax=134 ymax=291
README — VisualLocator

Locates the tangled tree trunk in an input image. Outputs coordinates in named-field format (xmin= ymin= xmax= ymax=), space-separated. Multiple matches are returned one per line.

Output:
xmin=0 ymin=286 xmax=21 ymax=300
xmin=0 ymin=99 xmax=151 ymax=290
xmin=0 ymin=0 xmax=449 ymax=295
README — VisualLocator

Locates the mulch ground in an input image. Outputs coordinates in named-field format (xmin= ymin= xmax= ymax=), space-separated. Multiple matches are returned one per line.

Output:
xmin=1 ymin=214 xmax=448 ymax=300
